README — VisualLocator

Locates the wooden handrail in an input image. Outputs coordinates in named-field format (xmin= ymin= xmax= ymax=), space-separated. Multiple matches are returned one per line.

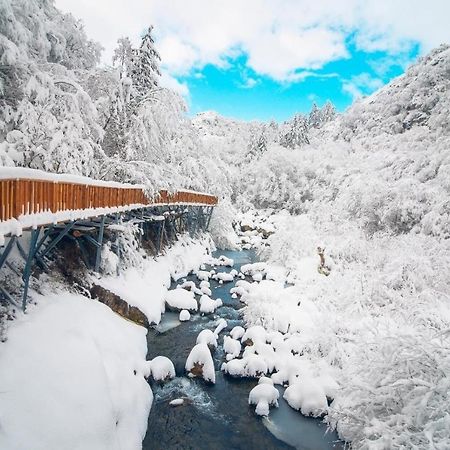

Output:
xmin=0 ymin=178 xmax=218 ymax=223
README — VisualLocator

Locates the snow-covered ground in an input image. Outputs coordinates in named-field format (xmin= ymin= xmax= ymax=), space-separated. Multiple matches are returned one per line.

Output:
xmin=0 ymin=291 xmax=151 ymax=450
xmin=0 ymin=234 xmax=214 ymax=450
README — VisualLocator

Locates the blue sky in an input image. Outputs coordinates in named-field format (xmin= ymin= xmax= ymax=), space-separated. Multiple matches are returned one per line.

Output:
xmin=180 ymin=44 xmax=420 ymax=121
xmin=55 ymin=0 xmax=447 ymax=122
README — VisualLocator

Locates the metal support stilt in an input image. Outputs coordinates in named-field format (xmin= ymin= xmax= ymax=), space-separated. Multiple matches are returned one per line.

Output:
xmin=0 ymin=236 xmax=16 ymax=271
xmin=206 ymin=206 xmax=214 ymax=231
xmin=95 ymin=216 xmax=105 ymax=273
xmin=39 ymin=221 xmax=75 ymax=259
xmin=22 ymin=228 xmax=40 ymax=311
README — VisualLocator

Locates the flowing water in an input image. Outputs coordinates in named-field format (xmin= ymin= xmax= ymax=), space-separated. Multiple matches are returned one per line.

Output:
xmin=143 ymin=249 xmax=344 ymax=450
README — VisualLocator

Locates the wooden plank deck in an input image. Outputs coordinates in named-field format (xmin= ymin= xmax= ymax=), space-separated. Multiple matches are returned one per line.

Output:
xmin=0 ymin=176 xmax=218 ymax=225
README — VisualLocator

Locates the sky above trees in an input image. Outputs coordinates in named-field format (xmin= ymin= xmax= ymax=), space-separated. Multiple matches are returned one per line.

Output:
xmin=55 ymin=0 xmax=448 ymax=121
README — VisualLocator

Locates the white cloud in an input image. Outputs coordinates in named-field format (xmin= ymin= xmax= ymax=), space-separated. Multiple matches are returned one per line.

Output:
xmin=159 ymin=71 xmax=189 ymax=97
xmin=55 ymin=0 xmax=450 ymax=82
xmin=342 ymin=73 xmax=384 ymax=99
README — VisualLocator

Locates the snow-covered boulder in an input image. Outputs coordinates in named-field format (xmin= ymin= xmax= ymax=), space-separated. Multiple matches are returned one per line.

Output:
xmin=146 ymin=356 xmax=175 ymax=382
xmin=230 ymin=326 xmax=245 ymax=340
xmin=165 ymin=289 xmax=198 ymax=311
xmin=185 ymin=343 xmax=216 ymax=383
xmin=169 ymin=398 xmax=185 ymax=407
xmin=241 ymin=262 xmax=267 ymax=276
xmin=196 ymin=329 xmax=218 ymax=348
xmin=221 ymin=358 xmax=246 ymax=377
xmin=241 ymin=325 xmax=267 ymax=346
xmin=283 ymin=378 xmax=328 ymax=417
xmin=249 ymin=383 xmax=279 ymax=416
xmin=252 ymin=272 xmax=263 ymax=282
xmin=196 ymin=270 xmax=212 ymax=281
xmin=218 ymin=255 xmax=234 ymax=267
xmin=223 ymin=336 xmax=241 ymax=360
xmin=200 ymin=285 xmax=212 ymax=296
xmin=199 ymin=295 xmax=222 ymax=314
xmin=244 ymin=354 xmax=268 ymax=377
xmin=179 ymin=310 xmax=191 ymax=321
xmin=213 ymin=272 xmax=234 ymax=282
xmin=214 ymin=318 xmax=228 ymax=335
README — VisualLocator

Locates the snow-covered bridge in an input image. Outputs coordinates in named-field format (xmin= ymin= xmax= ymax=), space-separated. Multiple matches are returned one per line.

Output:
xmin=0 ymin=168 xmax=218 ymax=310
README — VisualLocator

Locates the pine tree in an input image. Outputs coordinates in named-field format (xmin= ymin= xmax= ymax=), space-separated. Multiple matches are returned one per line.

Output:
xmin=130 ymin=26 xmax=161 ymax=97
xmin=280 ymin=114 xmax=309 ymax=148
xmin=246 ymin=125 xmax=268 ymax=160
xmin=321 ymin=100 xmax=336 ymax=123
xmin=308 ymin=102 xmax=322 ymax=128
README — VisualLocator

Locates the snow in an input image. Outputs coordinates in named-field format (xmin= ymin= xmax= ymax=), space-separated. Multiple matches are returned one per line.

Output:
xmin=213 ymin=318 xmax=228 ymax=335
xmin=146 ymin=356 xmax=175 ymax=382
xmin=213 ymin=271 xmax=235 ymax=282
xmin=199 ymin=294 xmax=222 ymax=314
xmin=179 ymin=309 xmax=191 ymax=321
xmin=230 ymin=325 xmax=245 ymax=340
xmin=169 ymin=398 xmax=185 ymax=407
xmin=165 ymin=288 xmax=198 ymax=311
xmin=249 ymin=383 xmax=280 ymax=416
xmin=283 ymin=378 xmax=328 ymax=417
xmin=0 ymin=166 xmax=145 ymax=188
xmin=195 ymin=270 xmax=212 ymax=281
xmin=0 ymin=291 xmax=151 ymax=450
xmin=196 ymin=329 xmax=218 ymax=348
xmin=99 ymin=235 xmax=211 ymax=324
xmin=185 ymin=343 xmax=216 ymax=383
xmin=223 ymin=335 xmax=241 ymax=360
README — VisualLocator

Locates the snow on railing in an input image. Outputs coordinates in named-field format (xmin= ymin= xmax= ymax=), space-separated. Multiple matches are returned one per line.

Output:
xmin=0 ymin=167 xmax=218 ymax=228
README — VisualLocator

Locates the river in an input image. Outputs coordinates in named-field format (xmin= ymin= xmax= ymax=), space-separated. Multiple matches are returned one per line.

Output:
xmin=143 ymin=249 xmax=344 ymax=450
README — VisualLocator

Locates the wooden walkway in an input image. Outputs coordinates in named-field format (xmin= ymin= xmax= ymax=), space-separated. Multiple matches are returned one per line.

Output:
xmin=0 ymin=175 xmax=217 ymax=225
xmin=0 ymin=168 xmax=218 ymax=311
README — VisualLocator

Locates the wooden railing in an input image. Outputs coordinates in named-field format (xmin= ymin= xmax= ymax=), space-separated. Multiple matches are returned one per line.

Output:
xmin=0 ymin=177 xmax=218 ymax=223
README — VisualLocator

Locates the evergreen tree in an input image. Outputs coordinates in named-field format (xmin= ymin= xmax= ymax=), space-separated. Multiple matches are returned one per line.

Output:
xmin=309 ymin=102 xmax=322 ymax=128
xmin=321 ymin=100 xmax=336 ymax=123
xmin=280 ymin=114 xmax=309 ymax=148
xmin=130 ymin=26 xmax=161 ymax=97
xmin=246 ymin=125 xmax=268 ymax=160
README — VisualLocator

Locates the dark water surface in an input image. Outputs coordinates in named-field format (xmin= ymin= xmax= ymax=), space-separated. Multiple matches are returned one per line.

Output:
xmin=143 ymin=250 xmax=343 ymax=450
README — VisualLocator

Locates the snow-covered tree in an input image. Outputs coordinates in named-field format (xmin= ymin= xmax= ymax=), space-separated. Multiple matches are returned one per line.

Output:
xmin=321 ymin=100 xmax=336 ymax=123
xmin=308 ymin=102 xmax=322 ymax=128
xmin=112 ymin=37 xmax=133 ymax=79
xmin=280 ymin=114 xmax=309 ymax=148
xmin=246 ymin=124 xmax=268 ymax=160
xmin=130 ymin=26 xmax=161 ymax=97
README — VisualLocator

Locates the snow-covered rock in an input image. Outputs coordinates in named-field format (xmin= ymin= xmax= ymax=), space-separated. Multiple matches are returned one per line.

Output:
xmin=214 ymin=318 xmax=228 ymax=335
xmin=196 ymin=270 xmax=212 ymax=281
xmin=196 ymin=329 xmax=218 ymax=348
xmin=147 ymin=356 xmax=175 ymax=382
xmin=165 ymin=289 xmax=198 ymax=311
xmin=185 ymin=343 xmax=216 ymax=383
xmin=283 ymin=378 xmax=328 ymax=417
xmin=249 ymin=383 xmax=279 ymax=416
xmin=169 ymin=398 xmax=184 ymax=407
xmin=221 ymin=358 xmax=246 ymax=377
xmin=179 ymin=310 xmax=191 ymax=321
xmin=213 ymin=272 xmax=235 ymax=282
xmin=230 ymin=326 xmax=245 ymax=340
xmin=218 ymin=255 xmax=234 ymax=267
xmin=223 ymin=336 xmax=241 ymax=360
xmin=199 ymin=295 xmax=222 ymax=314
